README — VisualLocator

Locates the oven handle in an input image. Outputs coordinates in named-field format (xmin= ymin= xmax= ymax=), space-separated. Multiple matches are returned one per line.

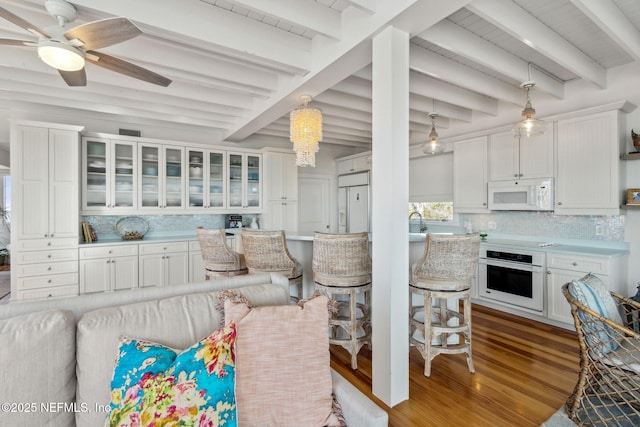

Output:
xmin=478 ymin=258 xmax=544 ymax=272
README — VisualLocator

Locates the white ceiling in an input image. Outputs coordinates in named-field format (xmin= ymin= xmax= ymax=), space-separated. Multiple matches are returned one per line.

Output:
xmin=0 ymin=0 xmax=638 ymax=150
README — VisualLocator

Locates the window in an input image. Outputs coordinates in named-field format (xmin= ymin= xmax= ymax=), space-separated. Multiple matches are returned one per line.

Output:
xmin=409 ymin=202 xmax=453 ymax=221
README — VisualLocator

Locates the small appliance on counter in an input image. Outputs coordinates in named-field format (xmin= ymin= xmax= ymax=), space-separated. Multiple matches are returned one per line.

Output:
xmin=226 ymin=214 xmax=243 ymax=228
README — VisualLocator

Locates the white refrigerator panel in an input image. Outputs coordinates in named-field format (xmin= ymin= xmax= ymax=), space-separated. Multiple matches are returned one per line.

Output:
xmin=338 ymin=187 xmax=347 ymax=233
xmin=347 ymin=185 xmax=369 ymax=233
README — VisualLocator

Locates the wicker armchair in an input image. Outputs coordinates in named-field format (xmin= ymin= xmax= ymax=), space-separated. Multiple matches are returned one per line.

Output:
xmin=240 ymin=229 xmax=303 ymax=302
xmin=196 ymin=227 xmax=247 ymax=279
xmin=562 ymin=278 xmax=640 ymax=426
xmin=409 ymin=233 xmax=480 ymax=377
xmin=312 ymin=232 xmax=372 ymax=369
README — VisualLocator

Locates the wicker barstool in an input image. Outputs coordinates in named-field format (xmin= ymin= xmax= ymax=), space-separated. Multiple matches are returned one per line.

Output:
xmin=196 ymin=227 xmax=248 ymax=279
xmin=409 ymin=233 xmax=480 ymax=377
xmin=562 ymin=277 xmax=640 ymax=426
xmin=240 ymin=229 xmax=303 ymax=302
xmin=312 ymin=232 xmax=372 ymax=370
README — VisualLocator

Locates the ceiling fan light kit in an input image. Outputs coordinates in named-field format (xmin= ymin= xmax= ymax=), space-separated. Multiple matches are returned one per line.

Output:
xmin=0 ymin=0 xmax=171 ymax=87
xmin=38 ymin=40 xmax=84 ymax=71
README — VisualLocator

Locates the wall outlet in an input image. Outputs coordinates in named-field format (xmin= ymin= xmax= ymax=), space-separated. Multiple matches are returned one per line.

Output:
xmin=488 ymin=221 xmax=497 ymax=230
xmin=595 ymin=225 xmax=605 ymax=236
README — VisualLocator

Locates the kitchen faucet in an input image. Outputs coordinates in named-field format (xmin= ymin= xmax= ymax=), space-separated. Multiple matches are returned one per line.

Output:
xmin=409 ymin=211 xmax=427 ymax=233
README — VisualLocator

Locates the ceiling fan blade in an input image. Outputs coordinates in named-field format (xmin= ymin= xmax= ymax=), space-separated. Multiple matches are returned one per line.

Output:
xmin=59 ymin=68 xmax=87 ymax=86
xmin=86 ymin=51 xmax=171 ymax=87
xmin=0 ymin=38 xmax=31 ymax=46
xmin=64 ymin=17 xmax=142 ymax=51
xmin=0 ymin=6 xmax=49 ymax=38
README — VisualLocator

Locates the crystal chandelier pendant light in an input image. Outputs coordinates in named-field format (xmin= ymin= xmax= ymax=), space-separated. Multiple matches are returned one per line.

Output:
xmin=290 ymin=95 xmax=322 ymax=167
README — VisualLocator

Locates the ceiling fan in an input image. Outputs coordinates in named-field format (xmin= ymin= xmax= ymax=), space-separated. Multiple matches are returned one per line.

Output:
xmin=0 ymin=0 xmax=171 ymax=87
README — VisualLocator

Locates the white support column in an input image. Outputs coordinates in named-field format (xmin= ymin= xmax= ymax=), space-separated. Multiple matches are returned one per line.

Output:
xmin=371 ymin=26 xmax=409 ymax=407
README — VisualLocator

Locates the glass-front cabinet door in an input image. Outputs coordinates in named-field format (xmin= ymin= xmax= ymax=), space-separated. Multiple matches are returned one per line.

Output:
xmin=112 ymin=142 xmax=136 ymax=208
xmin=228 ymin=153 xmax=244 ymax=209
xmin=227 ymin=152 xmax=261 ymax=209
xmin=83 ymin=138 xmax=108 ymax=209
xmin=164 ymin=147 xmax=184 ymax=209
xmin=246 ymin=154 xmax=261 ymax=208
xmin=139 ymin=144 xmax=161 ymax=209
xmin=82 ymin=138 xmax=136 ymax=211
xmin=208 ymin=152 xmax=225 ymax=208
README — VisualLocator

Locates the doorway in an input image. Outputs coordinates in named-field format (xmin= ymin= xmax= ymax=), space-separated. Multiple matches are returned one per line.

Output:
xmin=298 ymin=174 xmax=332 ymax=233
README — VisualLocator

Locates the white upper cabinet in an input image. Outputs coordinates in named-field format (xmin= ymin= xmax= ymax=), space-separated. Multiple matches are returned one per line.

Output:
xmin=82 ymin=137 xmax=137 ymax=212
xmin=138 ymin=144 xmax=186 ymax=211
xmin=489 ymin=126 xmax=553 ymax=181
xmin=555 ymin=110 xmax=622 ymax=215
xmin=263 ymin=150 xmax=298 ymax=231
xmin=227 ymin=152 xmax=261 ymax=210
xmin=337 ymin=152 xmax=371 ymax=175
xmin=12 ymin=125 xmax=80 ymax=240
xmin=453 ymin=136 xmax=489 ymax=213
xmin=186 ymin=149 xmax=226 ymax=210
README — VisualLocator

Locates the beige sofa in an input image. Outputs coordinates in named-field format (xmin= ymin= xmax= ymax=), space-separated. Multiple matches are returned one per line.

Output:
xmin=0 ymin=273 xmax=388 ymax=427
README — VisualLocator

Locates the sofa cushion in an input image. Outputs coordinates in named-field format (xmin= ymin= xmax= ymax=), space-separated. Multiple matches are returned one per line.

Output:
xmin=108 ymin=322 xmax=237 ymax=426
xmin=76 ymin=283 xmax=289 ymax=427
xmin=224 ymin=294 xmax=339 ymax=427
xmin=0 ymin=310 xmax=76 ymax=427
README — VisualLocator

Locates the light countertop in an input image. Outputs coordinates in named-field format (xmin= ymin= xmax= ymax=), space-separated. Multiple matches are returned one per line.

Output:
xmin=83 ymin=230 xmax=629 ymax=258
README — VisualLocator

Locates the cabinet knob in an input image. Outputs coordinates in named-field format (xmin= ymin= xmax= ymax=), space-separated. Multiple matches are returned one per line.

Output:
xmin=108 ymin=250 xmax=112 ymax=254
xmin=483 ymin=202 xmax=487 ymax=206
xmin=51 ymin=234 xmax=54 ymax=237
xmin=547 ymin=270 xmax=551 ymax=274
xmin=47 ymin=254 xmax=52 ymax=258
xmin=48 ymin=267 xmax=52 ymax=271
xmin=572 ymin=262 xmax=578 ymax=266
xmin=514 ymin=174 xmax=518 ymax=177
xmin=47 ymin=242 xmax=51 ymax=246
xmin=48 ymin=279 xmax=52 ymax=283
xmin=44 ymin=234 xmax=48 ymax=238
xmin=558 ymin=202 xmax=563 ymax=206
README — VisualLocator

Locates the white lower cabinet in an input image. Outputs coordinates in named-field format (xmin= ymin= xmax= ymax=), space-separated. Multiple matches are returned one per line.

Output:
xmin=139 ymin=242 xmax=189 ymax=287
xmin=189 ymin=241 xmax=206 ymax=283
xmin=14 ymin=238 xmax=79 ymax=301
xmin=545 ymin=252 xmax=624 ymax=326
xmin=79 ymin=245 xmax=139 ymax=293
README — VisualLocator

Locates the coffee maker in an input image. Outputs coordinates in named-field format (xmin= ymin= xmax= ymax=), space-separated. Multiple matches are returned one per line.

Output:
xmin=226 ymin=214 xmax=243 ymax=228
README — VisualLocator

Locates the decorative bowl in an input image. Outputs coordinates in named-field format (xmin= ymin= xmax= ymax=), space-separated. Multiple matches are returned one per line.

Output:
xmin=116 ymin=216 xmax=149 ymax=241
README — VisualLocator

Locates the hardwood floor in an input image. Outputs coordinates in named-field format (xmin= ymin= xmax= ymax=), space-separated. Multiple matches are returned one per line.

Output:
xmin=330 ymin=304 xmax=579 ymax=427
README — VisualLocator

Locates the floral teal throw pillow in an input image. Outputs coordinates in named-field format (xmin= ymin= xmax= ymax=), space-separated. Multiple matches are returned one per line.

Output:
xmin=108 ymin=322 xmax=237 ymax=427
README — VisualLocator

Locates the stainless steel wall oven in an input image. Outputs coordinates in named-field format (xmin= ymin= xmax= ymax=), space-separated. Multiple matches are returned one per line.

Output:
xmin=478 ymin=245 xmax=545 ymax=313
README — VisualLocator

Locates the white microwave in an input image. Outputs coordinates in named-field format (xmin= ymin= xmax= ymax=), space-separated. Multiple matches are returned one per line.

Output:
xmin=487 ymin=178 xmax=554 ymax=211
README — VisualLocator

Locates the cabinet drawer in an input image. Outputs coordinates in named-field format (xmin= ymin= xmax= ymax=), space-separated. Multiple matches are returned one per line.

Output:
xmin=139 ymin=242 xmax=189 ymax=255
xmin=79 ymin=244 xmax=139 ymax=259
xmin=16 ymin=238 xmax=77 ymax=251
xmin=546 ymin=254 xmax=610 ymax=275
xmin=15 ymin=260 xmax=78 ymax=278
xmin=18 ymin=273 xmax=79 ymax=290
xmin=16 ymin=249 xmax=78 ymax=264
xmin=17 ymin=284 xmax=78 ymax=301
xmin=189 ymin=240 xmax=201 ymax=251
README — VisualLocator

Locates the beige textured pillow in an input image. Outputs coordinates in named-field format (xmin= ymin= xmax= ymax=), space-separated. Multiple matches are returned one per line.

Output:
xmin=225 ymin=294 xmax=338 ymax=427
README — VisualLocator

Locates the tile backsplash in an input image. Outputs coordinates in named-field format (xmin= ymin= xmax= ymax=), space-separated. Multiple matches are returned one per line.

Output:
xmin=463 ymin=211 xmax=625 ymax=242
xmin=82 ymin=214 xmax=260 ymax=238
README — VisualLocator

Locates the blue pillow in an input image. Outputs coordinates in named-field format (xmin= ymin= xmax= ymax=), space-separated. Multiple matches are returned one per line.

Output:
xmin=108 ymin=322 xmax=237 ymax=427
xmin=568 ymin=273 xmax=621 ymax=354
